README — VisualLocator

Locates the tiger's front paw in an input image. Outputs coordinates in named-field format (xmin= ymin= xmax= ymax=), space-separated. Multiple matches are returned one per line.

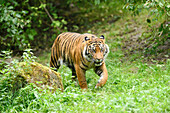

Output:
xmin=95 ymin=80 xmax=106 ymax=88
xmin=95 ymin=83 xmax=101 ymax=88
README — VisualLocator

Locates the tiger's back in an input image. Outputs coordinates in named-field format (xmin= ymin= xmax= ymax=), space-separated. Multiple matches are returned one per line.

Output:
xmin=50 ymin=32 xmax=88 ymax=70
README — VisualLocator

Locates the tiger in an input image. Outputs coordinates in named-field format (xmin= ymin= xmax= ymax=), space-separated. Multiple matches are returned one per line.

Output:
xmin=50 ymin=32 xmax=109 ymax=89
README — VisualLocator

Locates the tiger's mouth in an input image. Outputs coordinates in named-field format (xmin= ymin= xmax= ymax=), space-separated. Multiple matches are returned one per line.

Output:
xmin=94 ymin=62 xmax=103 ymax=66
xmin=94 ymin=60 xmax=103 ymax=66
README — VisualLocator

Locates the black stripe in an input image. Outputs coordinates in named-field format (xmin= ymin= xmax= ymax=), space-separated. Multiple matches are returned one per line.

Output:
xmin=85 ymin=48 xmax=88 ymax=55
xmin=81 ymin=51 xmax=85 ymax=63
xmin=58 ymin=33 xmax=69 ymax=43
xmin=54 ymin=46 xmax=59 ymax=63
xmin=63 ymin=55 xmax=66 ymax=63
xmin=60 ymin=33 xmax=73 ymax=58
xmin=57 ymin=36 xmax=60 ymax=42
xmin=61 ymin=40 xmax=68 ymax=57
xmin=50 ymin=58 xmax=55 ymax=67
xmin=63 ymin=32 xmax=71 ymax=36
xmin=74 ymin=51 xmax=76 ymax=60
xmin=81 ymin=52 xmax=88 ymax=68
xmin=52 ymin=48 xmax=58 ymax=67
xmin=81 ymin=61 xmax=88 ymax=68
xmin=80 ymin=65 xmax=87 ymax=71
xmin=61 ymin=33 xmax=75 ymax=63
xmin=67 ymin=34 xmax=77 ymax=50
xmin=94 ymin=67 xmax=103 ymax=77
xmin=68 ymin=34 xmax=80 ymax=57
xmin=71 ymin=34 xmax=82 ymax=49
xmin=68 ymin=61 xmax=73 ymax=69
xmin=50 ymin=55 xmax=56 ymax=68
xmin=70 ymin=33 xmax=77 ymax=39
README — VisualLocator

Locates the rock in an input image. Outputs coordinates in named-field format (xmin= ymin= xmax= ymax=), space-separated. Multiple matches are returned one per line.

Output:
xmin=17 ymin=62 xmax=64 ymax=92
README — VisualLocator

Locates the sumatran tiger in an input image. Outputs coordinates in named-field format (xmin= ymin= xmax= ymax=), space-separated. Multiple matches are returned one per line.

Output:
xmin=50 ymin=32 xmax=109 ymax=89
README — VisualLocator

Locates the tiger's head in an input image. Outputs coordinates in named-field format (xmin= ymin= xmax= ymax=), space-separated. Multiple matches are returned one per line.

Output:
xmin=83 ymin=35 xmax=109 ymax=66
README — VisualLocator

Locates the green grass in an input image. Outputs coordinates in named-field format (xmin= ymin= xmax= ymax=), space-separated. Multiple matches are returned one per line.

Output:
xmin=0 ymin=10 xmax=169 ymax=112
xmin=1 ymin=54 xmax=169 ymax=112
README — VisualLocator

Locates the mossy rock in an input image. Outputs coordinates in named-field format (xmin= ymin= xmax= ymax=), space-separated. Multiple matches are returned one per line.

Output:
xmin=17 ymin=62 xmax=64 ymax=92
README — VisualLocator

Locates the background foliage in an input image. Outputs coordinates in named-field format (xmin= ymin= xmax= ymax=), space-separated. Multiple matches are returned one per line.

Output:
xmin=0 ymin=0 xmax=124 ymax=52
xmin=124 ymin=0 xmax=169 ymax=59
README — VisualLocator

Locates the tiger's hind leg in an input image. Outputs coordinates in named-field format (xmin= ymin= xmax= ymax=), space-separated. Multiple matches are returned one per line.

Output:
xmin=52 ymin=65 xmax=60 ymax=72
xmin=72 ymin=71 xmax=77 ymax=81
xmin=50 ymin=63 xmax=60 ymax=72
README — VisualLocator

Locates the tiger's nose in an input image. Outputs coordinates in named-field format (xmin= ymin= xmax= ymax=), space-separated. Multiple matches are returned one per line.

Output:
xmin=95 ymin=58 xmax=103 ymax=62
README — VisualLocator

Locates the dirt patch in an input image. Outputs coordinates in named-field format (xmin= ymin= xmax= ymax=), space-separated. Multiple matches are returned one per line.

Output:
xmin=119 ymin=17 xmax=169 ymax=63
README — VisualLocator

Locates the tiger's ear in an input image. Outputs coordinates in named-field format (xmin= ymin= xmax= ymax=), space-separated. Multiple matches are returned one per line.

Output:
xmin=100 ymin=35 xmax=105 ymax=39
xmin=84 ymin=36 xmax=90 ymax=41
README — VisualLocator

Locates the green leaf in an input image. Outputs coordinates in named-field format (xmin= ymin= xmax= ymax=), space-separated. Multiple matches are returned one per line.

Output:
xmin=34 ymin=91 xmax=39 ymax=98
xmin=15 ymin=13 xmax=21 ymax=18
xmin=39 ymin=4 xmax=46 ymax=9
xmin=52 ymin=21 xmax=61 ymax=27
xmin=61 ymin=19 xmax=67 ymax=25
xmin=28 ymin=34 xmax=34 ymax=40
xmin=158 ymin=2 xmax=164 ymax=8
xmin=8 ymin=6 xmax=13 ymax=9
xmin=22 ymin=10 xmax=28 ymax=14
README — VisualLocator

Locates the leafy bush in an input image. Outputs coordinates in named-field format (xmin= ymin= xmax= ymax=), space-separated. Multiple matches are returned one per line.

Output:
xmin=124 ymin=0 xmax=169 ymax=17
xmin=0 ymin=0 xmax=67 ymax=52
xmin=124 ymin=0 xmax=169 ymax=56
xmin=0 ymin=2 xmax=30 ymax=51
xmin=0 ymin=0 xmax=125 ymax=52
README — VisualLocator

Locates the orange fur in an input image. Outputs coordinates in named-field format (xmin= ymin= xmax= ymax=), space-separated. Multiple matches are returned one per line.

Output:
xmin=50 ymin=32 xmax=109 ymax=89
